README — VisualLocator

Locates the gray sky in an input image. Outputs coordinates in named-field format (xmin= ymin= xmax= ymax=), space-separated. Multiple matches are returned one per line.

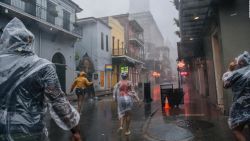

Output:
xmin=72 ymin=0 xmax=179 ymax=74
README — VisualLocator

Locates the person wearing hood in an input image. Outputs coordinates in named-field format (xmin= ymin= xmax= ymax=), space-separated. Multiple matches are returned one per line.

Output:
xmin=0 ymin=18 xmax=81 ymax=141
xmin=223 ymin=51 xmax=250 ymax=141
xmin=70 ymin=71 xmax=93 ymax=112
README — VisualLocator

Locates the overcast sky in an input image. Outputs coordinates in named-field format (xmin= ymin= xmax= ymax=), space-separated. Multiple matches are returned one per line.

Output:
xmin=72 ymin=0 xmax=179 ymax=73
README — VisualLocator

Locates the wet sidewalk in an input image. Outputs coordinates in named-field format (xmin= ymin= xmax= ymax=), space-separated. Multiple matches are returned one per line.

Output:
xmin=143 ymin=85 xmax=234 ymax=141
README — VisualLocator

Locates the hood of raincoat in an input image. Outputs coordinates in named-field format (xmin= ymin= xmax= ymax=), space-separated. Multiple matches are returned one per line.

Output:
xmin=79 ymin=71 xmax=87 ymax=77
xmin=0 ymin=18 xmax=35 ymax=53
xmin=236 ymin=51 xmax=250 ymax=66
xmin=0 ymin=17 xmax=50 ymax=89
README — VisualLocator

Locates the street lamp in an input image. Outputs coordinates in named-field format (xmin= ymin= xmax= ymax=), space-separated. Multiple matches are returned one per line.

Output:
xmin=177 ymin=59 xmax=185 ymax=89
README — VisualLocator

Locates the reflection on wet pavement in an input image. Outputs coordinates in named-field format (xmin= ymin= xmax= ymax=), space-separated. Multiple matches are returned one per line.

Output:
xmin=47 ymin=84 xmax=235 ymax=141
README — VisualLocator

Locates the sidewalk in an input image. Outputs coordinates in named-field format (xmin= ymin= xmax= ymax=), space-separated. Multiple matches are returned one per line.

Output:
xmin=142 ymin=85 xmax=234 ymax=141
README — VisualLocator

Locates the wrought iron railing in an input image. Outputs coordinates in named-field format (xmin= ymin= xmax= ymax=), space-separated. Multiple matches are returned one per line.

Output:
xmin=112 ymin=48 xmax=144 ymax=61
xmin=129 ymin=34 xmax=144 ymax=46
xmin=1 ymin=0 xmax=81 ymax=36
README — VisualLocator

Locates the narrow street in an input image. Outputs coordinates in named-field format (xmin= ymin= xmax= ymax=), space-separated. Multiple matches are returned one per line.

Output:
xmin=47 ymin=83 xmax=234 ymax=141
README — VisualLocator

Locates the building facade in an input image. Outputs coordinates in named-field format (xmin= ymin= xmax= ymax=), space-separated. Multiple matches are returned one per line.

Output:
xmin=75 ymin=17 xmax=112 ymax=91
xmin=147 ymin=46 xmax=172 ymax=83
xmin=102 ymin=17 xmax=125 ymax=86
xmin=102 ymin=14 xmax=145 ymax=87
xmin=0 ymin=0 xmax=82 ymax=92
xmin=178 ymin=0 xmax=250 ymax=114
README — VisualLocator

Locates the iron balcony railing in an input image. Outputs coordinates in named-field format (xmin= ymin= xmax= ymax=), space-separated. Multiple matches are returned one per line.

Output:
xmin=112 ymin=48 xmax=144 ymax=61
xmin=1 ymin=0 xmax=81 ymax=36
xmin=129 ymin=34 xmax=144 ymax=47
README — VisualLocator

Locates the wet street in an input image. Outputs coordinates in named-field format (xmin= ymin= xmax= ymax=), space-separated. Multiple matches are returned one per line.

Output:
xmin=47 ymin=84 xmax=236 ymax=141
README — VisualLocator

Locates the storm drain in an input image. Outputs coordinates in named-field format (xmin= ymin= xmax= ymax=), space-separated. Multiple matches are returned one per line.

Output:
xmin=176 ymin=119 xmax=214 ymax=130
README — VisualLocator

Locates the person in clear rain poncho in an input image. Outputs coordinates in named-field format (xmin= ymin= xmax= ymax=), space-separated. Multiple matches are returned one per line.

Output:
xmin=223 ymin=51 xmax=250 ymax=141
xmin=0 ymin=18 xmax=81 ymax=141
xmin=113 ymin=72 xmax=141 ymax=136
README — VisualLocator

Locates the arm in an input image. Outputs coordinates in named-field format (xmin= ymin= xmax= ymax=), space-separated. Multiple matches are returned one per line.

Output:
xmin=128 ymin=81 xmax=140 ymax=102
xmin=41 ymin=65 xmax=81 ymax=140
xmin=113 ymin=83 xmax=120 ymax=100
xmin=84 ymin=78 xmax=93 ymax=86
xmin=223 ymin=71 xmax=242 ymax=89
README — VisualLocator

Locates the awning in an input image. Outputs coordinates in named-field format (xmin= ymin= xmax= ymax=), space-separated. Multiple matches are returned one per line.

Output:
xmin=112 ymin=55 xmax=144 ymax=66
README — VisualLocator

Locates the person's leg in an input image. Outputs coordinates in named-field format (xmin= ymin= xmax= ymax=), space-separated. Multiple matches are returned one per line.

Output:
xmin=76 ymin=94 xmax=81 ymax=112
xmin=233 ymin=124 xmax=246 ymax=141
xmin=125 ymin=111 xmax=131 ymax=135
xmin=118 ymin=117 xmax=124 ymax=130
xmin=78 ymin=93 xmax=84 ymax=113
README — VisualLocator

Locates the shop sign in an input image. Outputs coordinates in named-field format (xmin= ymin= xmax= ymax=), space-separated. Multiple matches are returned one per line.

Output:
xmin=120 ymin=66 xmax=129 ymax=73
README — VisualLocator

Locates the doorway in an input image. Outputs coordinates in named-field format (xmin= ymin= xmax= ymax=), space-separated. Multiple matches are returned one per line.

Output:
xmin=52 ymin=52 xmax=66 ymax=92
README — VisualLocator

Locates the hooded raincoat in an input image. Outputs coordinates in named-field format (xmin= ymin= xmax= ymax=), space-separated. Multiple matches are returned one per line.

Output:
xmin=0 ymin=18 xmax=79 ymax=141
xmin=223 ymin=51 xmax=250 ymax=129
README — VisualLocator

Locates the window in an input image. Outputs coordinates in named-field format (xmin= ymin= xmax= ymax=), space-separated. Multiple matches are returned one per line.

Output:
xmin=47 ymin=1 xmax=57 ymax=24
xmin=24 ymin=0 xmax=36 ymax=16
xmin=106 ymin=35 xmax=109 ymax=52
xmin=101 ymin=32 xmax=104 ymax=50
xmin=63 ymin=10 xmax=70 ymax=31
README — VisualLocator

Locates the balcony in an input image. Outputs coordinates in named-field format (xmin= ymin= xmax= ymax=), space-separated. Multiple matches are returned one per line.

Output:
xmin=129 ymin=34 xmax=144 ymax=47
xmin=0 ymin=0 xmax=81 ymax=38
xmin=112 ymin=48 xmax=144 ymax=62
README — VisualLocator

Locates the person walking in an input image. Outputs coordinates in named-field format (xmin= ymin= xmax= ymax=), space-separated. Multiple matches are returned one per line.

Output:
xmin=223 ymin=51 xmax=250 ymax=141
xmin=0 ymin=18 xmax=81 ymax=141
xmin=113 ymin=72 xmax=141 ymax=135
xmin=70 ymin=71 xmax=93 ymax=112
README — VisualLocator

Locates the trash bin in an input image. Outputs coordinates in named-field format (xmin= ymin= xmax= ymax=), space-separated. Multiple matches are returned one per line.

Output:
xmin=144 ymin=82 xmax=152 ymax=103
xmin=172 ymin=88 xmax=184 ymax=107
xmin=160 ymin=83 xmax=173 ymax=108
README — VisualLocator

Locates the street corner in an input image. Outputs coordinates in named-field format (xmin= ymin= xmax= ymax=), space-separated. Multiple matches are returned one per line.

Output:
xmin=143 ymin=110 xmax=194 ymax=141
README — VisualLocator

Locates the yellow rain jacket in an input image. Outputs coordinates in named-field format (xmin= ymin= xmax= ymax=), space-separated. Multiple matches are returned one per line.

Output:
xmin=70 ymin=72 xmax=93 ymax=92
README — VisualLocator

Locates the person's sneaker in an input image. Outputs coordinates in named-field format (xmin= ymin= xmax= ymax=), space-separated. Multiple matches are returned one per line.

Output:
xmin=117 ymin=127 xmax=123 ymax=133
xmin=124 ymin=130 xmax=131 ymax=135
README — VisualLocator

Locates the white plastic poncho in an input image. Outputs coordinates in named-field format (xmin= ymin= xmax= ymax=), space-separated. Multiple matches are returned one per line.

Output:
xmin=113 ymin=80 xmax=139 ymax=119
xmin=222 ymin=51 xmax=250 ymax=129
xmin=0 ymin=18 xmax=79 ymax=141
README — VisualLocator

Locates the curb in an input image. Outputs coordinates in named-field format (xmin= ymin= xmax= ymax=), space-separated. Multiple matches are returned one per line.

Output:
xmin=143 ymin=106 xmax=161 ymax=141
xmin=142 ymin=107 xmax=193 ymax=141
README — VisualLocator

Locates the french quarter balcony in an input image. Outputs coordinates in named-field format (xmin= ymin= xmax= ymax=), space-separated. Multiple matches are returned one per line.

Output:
xmin=112 ymin=48 xmax=144 ymax=62
xmin=129 ymin=34 xmax=144 ymax=47
xmin=0 ymin=0 xmax=82 ymax=38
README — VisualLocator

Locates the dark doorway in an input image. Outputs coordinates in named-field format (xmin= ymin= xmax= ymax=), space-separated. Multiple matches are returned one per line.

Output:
xmin=52 ymin=52 xmax=66 ymax=92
